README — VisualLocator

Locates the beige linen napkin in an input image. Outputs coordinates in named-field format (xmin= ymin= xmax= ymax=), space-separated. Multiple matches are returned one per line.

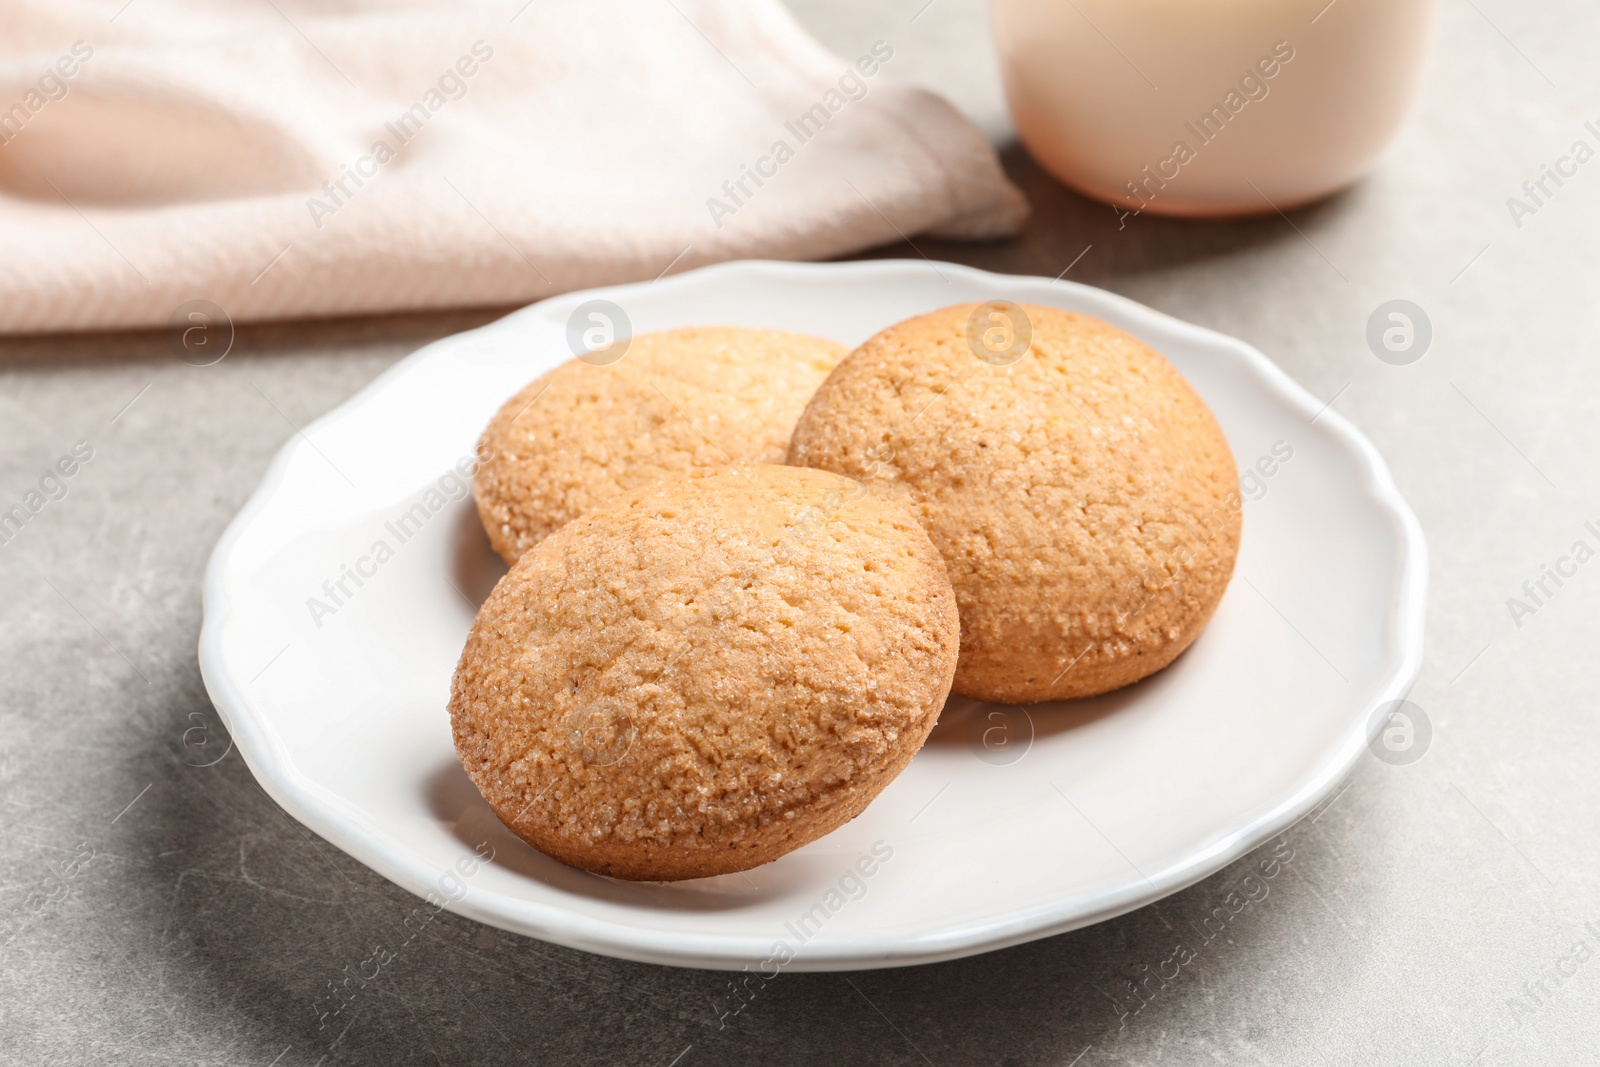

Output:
xmin=0 ymin=0 xmax=1026 ymax=334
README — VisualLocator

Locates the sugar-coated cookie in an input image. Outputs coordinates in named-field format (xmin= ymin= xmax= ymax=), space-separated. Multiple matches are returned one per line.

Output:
xmin=474 ymin=327 xmax=845 ymax=562
xmin=449 ymin=464 xmax=959 ymax=881
xmin=788 ymin=302 xmax=1240 ymax=703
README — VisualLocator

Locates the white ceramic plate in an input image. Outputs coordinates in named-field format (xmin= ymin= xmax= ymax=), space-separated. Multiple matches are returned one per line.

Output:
xmin=199 ymin=260 xmax=1425 ymax=971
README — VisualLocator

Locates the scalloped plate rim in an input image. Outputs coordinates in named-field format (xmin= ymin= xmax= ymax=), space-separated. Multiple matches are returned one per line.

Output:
xmin=198 ymin=258 xmax=1427 ymax=971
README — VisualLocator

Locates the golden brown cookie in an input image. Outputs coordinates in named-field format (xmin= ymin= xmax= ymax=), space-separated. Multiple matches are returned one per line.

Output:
xmin=788 ymin=302 xmax=1240 ymax=704
xmin=474 ymin=326 xmax=845 ymax=563
xmin=449 ymin=464 xmax=959 ymax=881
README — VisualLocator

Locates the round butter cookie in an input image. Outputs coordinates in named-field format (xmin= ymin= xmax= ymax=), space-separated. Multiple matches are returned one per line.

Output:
xmin=449 ymin=464 xmax=959 ymax=881
xmin=474 ymin=326 xmax=845 ymax=562
xmin=787 ymin=302 xmax=1240 ymax=704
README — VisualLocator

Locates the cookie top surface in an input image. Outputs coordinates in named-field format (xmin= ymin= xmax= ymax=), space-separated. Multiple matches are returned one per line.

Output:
xmin=474 ymin=326 xmax=845 ymax=562
xmin=787 ymin=302 xmax=1240 ymax=703
xmin=449 ymin=464 xmax=959 ymax=881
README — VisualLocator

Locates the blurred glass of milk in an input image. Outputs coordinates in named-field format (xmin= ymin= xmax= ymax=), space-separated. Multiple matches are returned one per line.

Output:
xmin=990 ymin=0 xmax=1436 ymax=216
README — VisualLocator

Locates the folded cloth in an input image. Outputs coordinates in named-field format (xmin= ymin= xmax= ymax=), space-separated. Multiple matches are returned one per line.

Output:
xmin=0 ymin=0 xmax=1026 ymax=334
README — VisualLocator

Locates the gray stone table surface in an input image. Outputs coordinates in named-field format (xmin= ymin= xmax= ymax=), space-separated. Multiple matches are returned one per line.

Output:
xmin=4 ymin=1 xmax=1599 ymax=1064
